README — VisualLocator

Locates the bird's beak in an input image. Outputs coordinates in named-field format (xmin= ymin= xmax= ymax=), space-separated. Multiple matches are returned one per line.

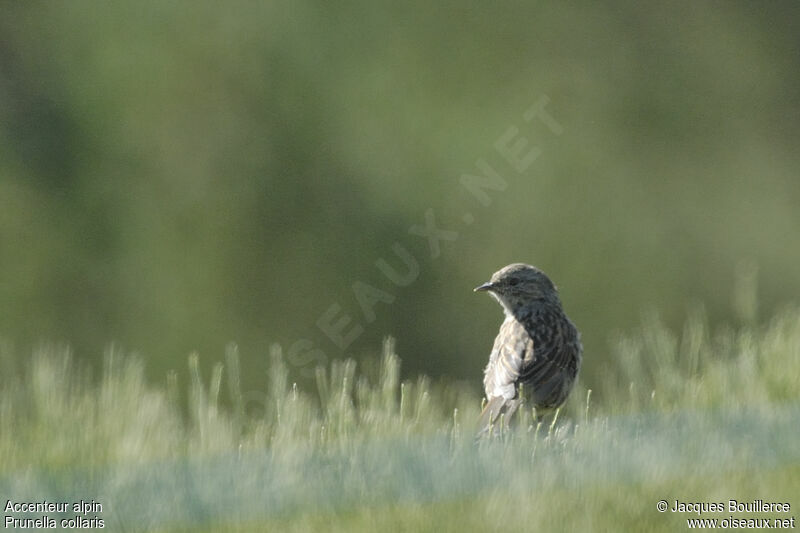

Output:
xmin=474 ymin=282 xmax=494 ymax=292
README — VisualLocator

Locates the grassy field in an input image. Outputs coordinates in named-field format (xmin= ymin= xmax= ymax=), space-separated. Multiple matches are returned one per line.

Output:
xmin=1 ymin=300 xmax=799 ymax=532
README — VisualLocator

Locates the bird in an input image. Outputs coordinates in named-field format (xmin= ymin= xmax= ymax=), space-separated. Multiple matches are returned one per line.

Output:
xmin=474 ymin=263 xmax=582 ymax=436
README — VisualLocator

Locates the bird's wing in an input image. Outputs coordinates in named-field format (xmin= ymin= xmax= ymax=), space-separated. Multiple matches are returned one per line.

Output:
xmin=483 ymin=318 xmax=535 ymax=401
xmin=478 ymin=313 xmax=581 ymax=437
xmin=518 ymin=313 xmax=579 ymax=391
xmin=478 ymin=319 xmax=534 ymax=435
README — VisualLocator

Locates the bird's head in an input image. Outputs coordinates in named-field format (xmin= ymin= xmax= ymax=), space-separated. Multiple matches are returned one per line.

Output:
xmin=474 ymin=263 xmax=560 ymax=316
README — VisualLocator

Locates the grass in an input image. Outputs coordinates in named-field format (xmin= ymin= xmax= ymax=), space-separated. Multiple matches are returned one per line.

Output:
xmin=1 ymin=302 xmax=799 ymax=532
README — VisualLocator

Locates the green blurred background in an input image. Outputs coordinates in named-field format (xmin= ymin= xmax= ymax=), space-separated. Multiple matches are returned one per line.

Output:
xmin=1 ymin=1 xmax=798 ymax=395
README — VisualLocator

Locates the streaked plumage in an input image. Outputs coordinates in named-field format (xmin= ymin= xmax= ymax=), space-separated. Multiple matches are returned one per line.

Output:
xmin=475 ymin=263 xmax=582 ymax=435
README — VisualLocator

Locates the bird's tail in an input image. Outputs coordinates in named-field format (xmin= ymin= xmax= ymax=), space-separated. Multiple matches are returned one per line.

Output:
xmin=476 ymin=396 xmax=507 ymax=438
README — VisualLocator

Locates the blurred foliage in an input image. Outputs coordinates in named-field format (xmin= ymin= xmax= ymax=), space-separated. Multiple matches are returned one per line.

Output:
xmin=1 ymin=306 xmax=799 ymax=530
xmin=1 ymin=1 xmax=799 ymax=393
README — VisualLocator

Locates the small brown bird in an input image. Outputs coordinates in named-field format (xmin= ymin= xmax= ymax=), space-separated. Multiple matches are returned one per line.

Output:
xmin=475 ymin=263 xmax=582 ymax=435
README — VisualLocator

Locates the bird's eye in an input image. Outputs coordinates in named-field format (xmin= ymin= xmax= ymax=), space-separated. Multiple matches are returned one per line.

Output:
xmin=508 ymin=278 xmax=519 ymax=286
